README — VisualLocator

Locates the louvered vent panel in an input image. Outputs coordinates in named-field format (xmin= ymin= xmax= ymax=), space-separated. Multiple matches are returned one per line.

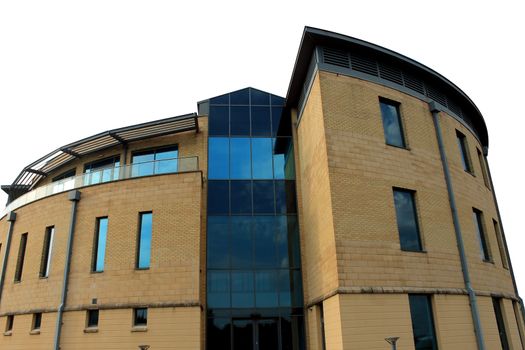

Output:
xmin=403 ymin=73 xmax=425 ymax=95
xmin=447 ymin=100 xmax=462 ymax=117
xmin=323 ymin=47 xmax=350 ymax=68
xmin=378 ymin=62 xmax=403 ymax=85
xmin=350 ymin=53 xmax=379 ymax=76
xmin=426 ymin=85 xmax=448 ymax=107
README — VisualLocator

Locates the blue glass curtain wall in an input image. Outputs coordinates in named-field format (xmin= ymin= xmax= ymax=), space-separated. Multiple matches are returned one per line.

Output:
xmin=206 ymin=88 xmax=304 ymax=350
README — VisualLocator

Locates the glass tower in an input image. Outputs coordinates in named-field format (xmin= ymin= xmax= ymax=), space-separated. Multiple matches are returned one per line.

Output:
xmin=206 ymin=88 xmax=304 ymax=350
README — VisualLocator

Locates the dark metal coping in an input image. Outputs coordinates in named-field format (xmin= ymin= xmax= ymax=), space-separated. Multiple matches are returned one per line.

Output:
xmin=2 ymin=113 xmax=198 ymax=197
xmin=285 ymin=27 xmax=489 ymax=147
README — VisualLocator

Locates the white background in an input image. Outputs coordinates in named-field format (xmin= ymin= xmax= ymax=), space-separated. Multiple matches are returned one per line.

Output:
xmin=1 ymin=1 xmax=524 ymax=293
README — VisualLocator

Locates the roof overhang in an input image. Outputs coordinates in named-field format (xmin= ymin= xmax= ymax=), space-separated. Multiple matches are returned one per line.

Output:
xmin=285 ymin=27 xmax=489 ymax=147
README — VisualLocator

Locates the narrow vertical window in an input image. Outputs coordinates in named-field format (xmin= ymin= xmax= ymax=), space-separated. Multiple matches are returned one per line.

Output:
xmin=39 ymin=227 xmax=54 ymax=278
xmin=32 ymin=313 xmax=42 ymax=331
xmin=473 ymin=209 xmax=491 ymax=261
xmin=318 ymin=303 xmax=326 ymax=350
xmin=137 ymin=213 xmax=152 ymax=269
xmin=493 ymin=298 xmax=510 ymax=350
xmin=409 ymin=294 xmax=438 ymax=350
xmin=5 ymin=315 xmax=14 ymax=332
xmin=92 ymin=218 xmax=108 ymax=272
xmin=477 ymin=149 xmax=490 ymax=188
xmin=379 ymin=98 xmax=406 ymax=148
xmin=14 ymin=233 xmax=28 ymax=282
xmin=456 ymin=131 xmax=472 ymax=172
xmin=133 ymin=308 xmax=148 ymax=326
xmin=393 ymin=189 xmax=423 ymax=251
xmin=86 ymin=310 xmax=99 ymax=328
xmin=493 ymin=220 xmax=509 ymax=269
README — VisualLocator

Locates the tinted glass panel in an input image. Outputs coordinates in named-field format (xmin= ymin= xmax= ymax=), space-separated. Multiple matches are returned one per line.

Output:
xmin=230 ymin=106 xmax=250 ymax=136
xmin=137 ymin=213 xmax=152 ymax=269
xmin=258 ymin=319 xmax=279 ymax=350
xmin=40 ymin=226 xmax=54 ymax=277
xmin=155 ymin=147 xmax=178 ymax=174
xmin=253 ymin=181 xmax=275 ymax=214
xmin=493 ymin=298 xmax=510 ymax=350
xmin=275 ymin=181 xmax=297 ymax=214
xmin=275 ymin=216 xmax=290 ymax=268
xmin=231 ymin=181 xmax=252 ymax=214
xmin=254 ymin=216 xmax=278 ymax=268
xmin=87 ymin=309 xmax=99 ymax=327
xmin=409 ymin=295 xmax=438 ymax=350
xmin=230 ymin=88 xmax=250 ymax=105
xmin=473 ymin=209 xmax=490 ymax=261
xmin=271 ymin=107 xmax=284 ymax=136
xmin=84 ymin=156 xmax=120 ymax=184
xmin=271 ymin=95 xmax=285 ymax=106
xmin=287 ymin=217 xmax=301 ymax=268
xmin=252 ymin=138 xmax=273 ymax=179
xmin=210 ymin=93 xmax=229 ymax=105
xmin=208 ymin=271 xmax=230 ymax=308
xmin=209 ymin=106 xmax=229 ymax=136
xmin=208 ymin=181 xmax=229 ymax=215
xmin=134 ymin=308 xmax=147 ymax=326
xmin=291 ymin=270 xmax=304 ymax=307
xmin=230 ymin=138 xmax=251 ymax=179
xmin=231 ymin=271 xmax=254 ymax=308
xmin=380 ymin=100 xmax=405 ymax=147
xmin=14 ymin=233 xmax=27 ymax=282
xmin=457 ymin=131 xmax=471 ymax=172
xmin=255 ymin=271 xmax=279 ymax=307
xmin=232 ymin=319 xmax=253 ymax=349
xmin=207 ymin=318 xmax=231 ymax=350
xmin=131 ymin=153 xmax=155 ymax=176
xmin=94 ymin=218 xmax=108 ymax=272
xmin=207 ymin=216 xmax=230 ymax=268
xmin=393 ymin=189 xmax=422 ymax=251
xmin=251 ymin=106 xmax=272 ymax=136
xmin=33 ymin=313 xmax=41 ymax=330
xmin=251 ymin=88 xmax=270 ymax=105
xmin=208 ymin=138 xmax=229 ymax=179
xmin=231 ymin=216 xmax=253 ymax=268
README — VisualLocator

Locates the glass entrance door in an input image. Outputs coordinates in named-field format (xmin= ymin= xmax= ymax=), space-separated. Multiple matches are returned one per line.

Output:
xmin=232 ymin=318 xmax=278 ymax=350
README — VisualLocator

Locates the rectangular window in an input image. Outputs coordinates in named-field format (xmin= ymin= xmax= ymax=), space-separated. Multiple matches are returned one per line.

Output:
xmin=393 ymin=189 xmax=423 ymax=251
xmin=318 ymin=303 xmax=326 ymax=350
xmin=409 ymin=294 xmax=438 ymax=350
xmin=52 ymin=168 xmax=76 ymax=182
xmin=379 ymin=98 xmax=406 ymax=148
xmin=477 ymin=149 xmax=490 ymax=188
xmin=92 ymin=218 xmax=108 ymax=272
xmin=456 ymin=131 xmax=472 ymax=173
xmin=32 ymin=313 xmax=42 ymax=331
xmin=137 ymin=213 xmax=153 ymax=269
xmin=83 ymin=155 xmax=120 ymax=185
xmin=14 ymin=233 xmax=28 ymax=282
xmin=86 ymin=310 xmax=99 ymax=328
xmin=493 ymin=298 xmax=510 ymax=350
xmin=131 ymin=145 xmax=178 ymax=177
xmin=5 ymin=315 xmax=14 ymax=332
xmin=39 ymin=227 xmax=54 ymax=278
xmin=493 ymin=220 xmax=509 ymax=269
xmin=473 ymin=209 xmax=491 ymax=261
xmin=133 ymin=308 xmax=147 ymax=326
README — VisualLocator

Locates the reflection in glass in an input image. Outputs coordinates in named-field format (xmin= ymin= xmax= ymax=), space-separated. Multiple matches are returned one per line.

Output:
xmin=380 ymin=100 xmax=405 ymax=147
xmin=231 ymin=181 xmax=252 ymax=214
xmin=93 ymin=218 xmax=108 ymax=272
xmin=232 ymin=319 xmax=253 ymax=349
xmin=209 ymin=138 xmax=229 ymax=179
xmin=251 ymin=88 xmax=270 ymax=105
xmin=258 ymin=319 xmax=279 ymax=350
xmin=231 ymin=106 xmax=250 ymax=136
xmin=84 ymin=156 xmax=120 ymax=185
xmin=409 ymin=295 xmax=438 ymax=350
xmin=275 ymin=181 xmax=297 ymax=214
xmin=393 ymin=189 xmax=422 ymax=251
xmin=207 ymin=318 xmax=231 ymax=350
xmin=256 ymin=271 xmax=279 ymax=307
xmin=208 ymin=271 xmax=230 ymax=308
xmin=252 ymin=138 xmax=273 ymax=179
xmin=131 ymin=146 xmax=178 ymax=177
xmin=254 ymin=216 xmax=278 ymax=268
xmin=230 ymin=88 xmax=250 ymax=105
xmin=271 ymin=106 xmax=284 ymax=136
xmin=231 ymin=216 xmax=252 ymax=268
xmin=232 ymin=271 xmax=254 ymax=307
xmin=253 ymin=181 xmax=275 ymax=214
xmin=137 ymin=213 xmax=152 ymax=269
xmin=230 ymin=138 xmax=251 ymax=179
xmin=207 ymin=216 xmax=230 ymax=268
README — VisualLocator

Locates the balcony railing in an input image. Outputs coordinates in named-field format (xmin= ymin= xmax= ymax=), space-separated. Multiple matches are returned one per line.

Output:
xmin=2 ymin=156 xmax=198 ymax=217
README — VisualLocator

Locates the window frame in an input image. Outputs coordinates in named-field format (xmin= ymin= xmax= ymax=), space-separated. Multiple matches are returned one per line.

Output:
xmin=31 ymin=313 xmax=42 ymax=331
xmin=379 ymin=97 xmax=407 ymax=149
xmin=456 ymin=130 xmax=473 ymax=173
xmin=136 ymin=212 xmax=153 ymax=270
xmin=86 ymin=309 xmax=99 ymax=329
xmin=392 ymin=188 xmax=424 ymax=252
xmin=14 ymin=233 xmax=28 ymax=283
xmin=92 ymin=217 xmax=109 ymax=273
xmin=133 ymin=308 xmax=148 ymax=327
xmin=5 ymin=315 xmax=14 ymax=333
xmin=473 ymin=208 xmax=491 ymax=262
xmin=492 ymin=297 xmax=510 ymax=350
xmin=39 ymin=226 xmax=54 ymax=278
xmin=476 ymin=148 xmax=491 ymax=188
xmin=408 ymin=294 xmax=438 ymax=350
xmin=493 ymin=219 xmax=509 ymax=269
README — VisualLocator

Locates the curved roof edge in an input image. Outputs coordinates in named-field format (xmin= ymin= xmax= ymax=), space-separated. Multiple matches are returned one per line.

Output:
xmin=285 ymin=26 xmax=488 ymax=147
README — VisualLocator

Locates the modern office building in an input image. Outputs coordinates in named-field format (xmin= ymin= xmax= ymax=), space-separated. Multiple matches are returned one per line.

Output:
xmin=0 ymin=27 xmax=523 ymax=350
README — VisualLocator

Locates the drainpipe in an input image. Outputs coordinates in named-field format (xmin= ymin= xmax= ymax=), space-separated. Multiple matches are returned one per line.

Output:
xmin=482 ymin=148 xmax=525 ymax=334
xmin=53 ymin=190 xmax=81 ymax=350
xmin=429 ymin=102 xmax=486 ymax=350
xmin=0 ymin=211 xmax=17 ymax=303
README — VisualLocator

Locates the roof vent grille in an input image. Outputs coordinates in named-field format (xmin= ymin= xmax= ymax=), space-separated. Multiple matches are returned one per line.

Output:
xmin=322 ymin=47 xmax=350 ymax=68
xmin=350 ymin=53 xmax=379 ymax=76
xmin=378 ymin=63 xmax=403 ymax=85
xmin=426 ymin=84 xmax=448 ymax=107
xmin=403 ymin=72 xmax=425 ymax=95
